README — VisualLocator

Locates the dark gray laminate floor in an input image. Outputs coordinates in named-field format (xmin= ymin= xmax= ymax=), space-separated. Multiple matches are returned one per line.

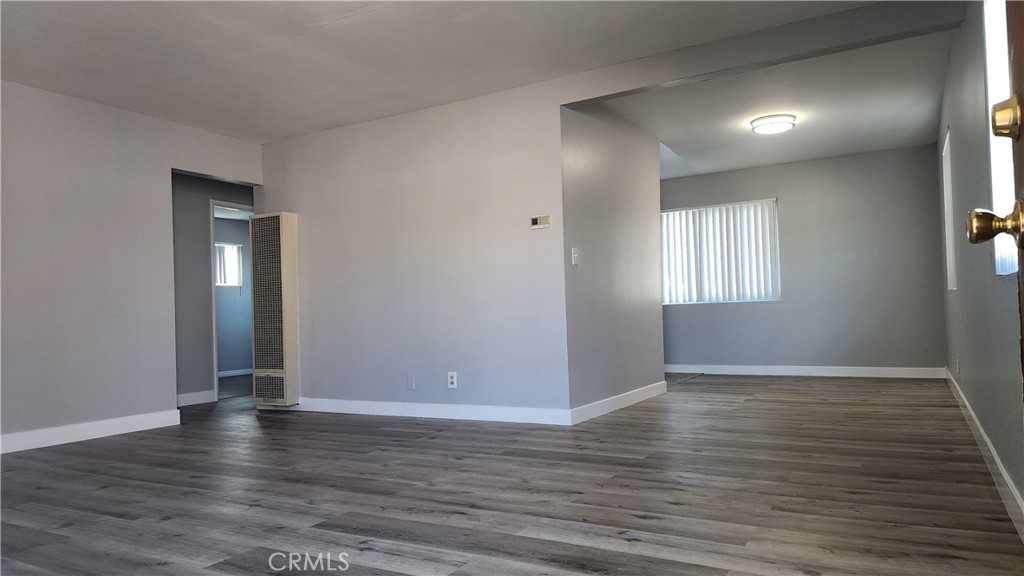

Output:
xmin=218 ymin=375 xmax=253 ymax=400
xmin=3 ymin=375 xmax=1023 ymax=575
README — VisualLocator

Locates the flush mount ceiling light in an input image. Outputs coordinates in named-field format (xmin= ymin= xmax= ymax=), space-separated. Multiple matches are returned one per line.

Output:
xmin=750 ymin=114 xmax=796 ymax=135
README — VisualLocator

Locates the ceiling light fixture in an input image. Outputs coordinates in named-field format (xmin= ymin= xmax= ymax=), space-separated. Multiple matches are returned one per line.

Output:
xmin=750 ymin=114 xmax=796 ymax=135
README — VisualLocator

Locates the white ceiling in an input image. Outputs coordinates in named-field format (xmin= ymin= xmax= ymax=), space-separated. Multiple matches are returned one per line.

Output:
xmin=2 ymin=1 xmax=866 ymax=143
xmin=600 ymin=32 xmax=952 ymax=180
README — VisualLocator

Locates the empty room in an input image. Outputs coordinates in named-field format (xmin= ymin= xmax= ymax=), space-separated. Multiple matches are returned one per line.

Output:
xmin=2 ymin=2 xmax=1024 ymax=575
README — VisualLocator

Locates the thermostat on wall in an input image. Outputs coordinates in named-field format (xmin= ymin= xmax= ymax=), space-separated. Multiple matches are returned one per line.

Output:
xmin=530 ymin=215 xmax=550 ymax=229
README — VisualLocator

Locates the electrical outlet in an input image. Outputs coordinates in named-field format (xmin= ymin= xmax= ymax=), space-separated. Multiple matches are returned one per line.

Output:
xmin=447 ymin=371 xmax=457 ymax=389
xmin=407 ymin=374 xmax=416 ymax=390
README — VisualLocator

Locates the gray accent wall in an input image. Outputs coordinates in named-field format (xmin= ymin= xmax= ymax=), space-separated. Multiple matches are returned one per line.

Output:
xmin=214 ymin=218 xmax=253 ymax=374
xmin=172 ymin=174 xmax=253 ymax=396
xmin=939 ymin=2 xmax=1023 ymax=496
xmin=1 ymin=80 xmax=261 ymax=434
xmin=661 ymin=146 xmax=947 ymax=369
xmin=561 ymin=105 xmax=664 ymax=408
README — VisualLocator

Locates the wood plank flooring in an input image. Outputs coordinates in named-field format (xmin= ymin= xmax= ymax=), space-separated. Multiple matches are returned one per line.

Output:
xmin=219 ymin=375 xmax=253 ymax=400
xmin=3 ymin=375 xmax=1022 ymax=575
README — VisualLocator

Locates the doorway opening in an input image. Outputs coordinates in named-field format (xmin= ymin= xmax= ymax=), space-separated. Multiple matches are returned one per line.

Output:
xmin=560 ymin=29 xmax=952 ymax=380
xmin=171 ymin=171 xmax=255 ymax=407
xmin=212 ymin=202 xmax=254 ymax=400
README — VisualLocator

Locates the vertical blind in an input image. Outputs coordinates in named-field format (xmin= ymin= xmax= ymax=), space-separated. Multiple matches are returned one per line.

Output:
xmin=661 ymin=198 xmax=781 ymax=304
xmin=215 ymin=243 xmax=243 ymax=287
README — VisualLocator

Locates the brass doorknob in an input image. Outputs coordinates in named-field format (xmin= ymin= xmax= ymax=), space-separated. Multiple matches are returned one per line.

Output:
xmin=992 ymin=94 xmax=1021 ymax=139
xmin=967 ymin=199 xmax=1024 ymax=247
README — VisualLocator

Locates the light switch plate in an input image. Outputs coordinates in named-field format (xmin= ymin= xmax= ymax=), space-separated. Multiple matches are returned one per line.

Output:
xmin=530 ymin=215 xmax=550 ymax=229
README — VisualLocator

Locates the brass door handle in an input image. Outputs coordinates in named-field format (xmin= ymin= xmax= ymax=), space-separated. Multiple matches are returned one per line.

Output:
xmin=993 ymin=94 xmax=1021 ymax=139
xmin=967 ymin=199 xmax=1024 ymax=247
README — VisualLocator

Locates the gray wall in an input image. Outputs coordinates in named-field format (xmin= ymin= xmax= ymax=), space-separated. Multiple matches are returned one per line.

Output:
xmin=1 ymin=81 xmax=261 ymax=434
xmin=258 ymin=3 xmax=957 ymax=410
xmin=661 ymin=146 xmax=947 ymax=368
xmin=172 ymin=174 xmax=253 ymax=396
xmin=939 ymin=2 xmax=1023 ymax=495
xmin=214 ymin=218 xmax=253 ymax=374
xmin=561 ymin=105 xmax=664 ymax=408
xmin=1 ymin=4 xmax=951 ymax=439
xmin=260 ymin=92 xmax=572 ymax=409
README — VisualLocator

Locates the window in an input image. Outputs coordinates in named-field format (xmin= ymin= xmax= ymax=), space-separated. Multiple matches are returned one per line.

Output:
xmin=985 ymin=0 xmax=1018 ymax=275
xmin=215 ymin=243 xmax=243 ymax=287
xmin=661 ymin=198 xmax=781 ymax=305
xmin=941 ymin=131 xmax=958 ymax=290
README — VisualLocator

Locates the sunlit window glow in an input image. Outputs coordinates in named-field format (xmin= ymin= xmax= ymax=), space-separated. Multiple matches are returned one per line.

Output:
xmin=985 ymin=0 xmax=1018 ymax=275
xmin=215 ymin=243 xmax=243 ymax=287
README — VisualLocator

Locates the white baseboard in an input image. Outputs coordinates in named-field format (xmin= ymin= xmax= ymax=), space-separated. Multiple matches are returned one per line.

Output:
xmin=0 ymin=409 xmax=180 ymax=454
xmin=262 ymin=397 xmax=573 ymax=425
xmin=946 ymin=369 xmax=1024 ymax=543
xmin=665 ymin=364 xmax=947 ymax=379
xmin=570 ymin=381 xmax=667 ymax=424
xmin=217 ymin=369 xmax=253 ymax=378
xmin=263 ymin=381 xmax=668 ymax=426
xmin=177 ymin=389 xmax=218 ymax=407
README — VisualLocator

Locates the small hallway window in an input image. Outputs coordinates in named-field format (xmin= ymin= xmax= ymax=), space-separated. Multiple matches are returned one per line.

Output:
xmin=215 ymin=243 xmax=243 ymax=287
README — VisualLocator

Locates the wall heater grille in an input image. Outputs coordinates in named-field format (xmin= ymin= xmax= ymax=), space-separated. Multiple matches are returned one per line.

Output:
xmin=250 ymin=212 xmax=300 ymax=406
xmin=251 ymin=215 xmax=284 ymax=371
xmin=254 ymin=374 xmax=286 ymax=401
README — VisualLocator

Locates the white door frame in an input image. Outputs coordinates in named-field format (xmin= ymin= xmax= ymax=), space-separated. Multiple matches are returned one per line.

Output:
xmin=209 ymin=199 xmax=254 ymax=400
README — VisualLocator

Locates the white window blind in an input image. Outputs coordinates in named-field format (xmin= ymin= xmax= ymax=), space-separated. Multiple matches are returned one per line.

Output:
xmin=661 ymin=198 xmax=781 ymax=304
xmin=215 ymin=243 xmax=243 ymax=287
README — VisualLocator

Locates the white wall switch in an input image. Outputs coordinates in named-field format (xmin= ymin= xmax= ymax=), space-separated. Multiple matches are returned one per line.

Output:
xmin=407 ymin=374 xmax=416 ymax=390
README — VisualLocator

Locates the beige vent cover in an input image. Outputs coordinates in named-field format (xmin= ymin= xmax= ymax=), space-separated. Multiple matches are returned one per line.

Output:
xmin=250 ymin=212 xmax=300 ymax=406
